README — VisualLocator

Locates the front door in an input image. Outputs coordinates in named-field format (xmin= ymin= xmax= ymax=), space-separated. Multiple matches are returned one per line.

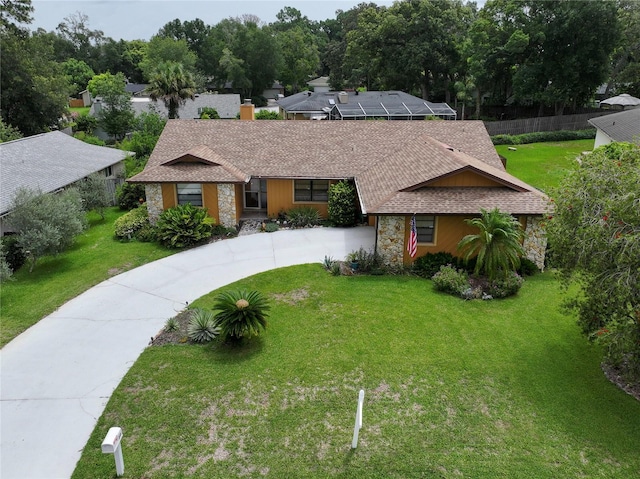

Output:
xmin=244 ymin=178 xmax=267 ymax=210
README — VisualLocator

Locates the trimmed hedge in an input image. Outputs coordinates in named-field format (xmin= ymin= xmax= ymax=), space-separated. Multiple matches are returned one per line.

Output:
xmin=491 ymin=129 xmax=596 ymax=145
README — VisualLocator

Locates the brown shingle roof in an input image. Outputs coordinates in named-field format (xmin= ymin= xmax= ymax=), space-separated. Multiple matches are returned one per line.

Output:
xmin=130 ymin=119 xmax=547 ymax=215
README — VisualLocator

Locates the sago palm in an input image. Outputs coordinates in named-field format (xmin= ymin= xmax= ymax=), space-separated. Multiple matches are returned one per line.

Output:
xmin=457 ymin=208 xmax=524 ymax=280
xmin=212 ymin=290 xmax=270 ymax=341
xmin=147 ymin=61 xmax=196 ymax=119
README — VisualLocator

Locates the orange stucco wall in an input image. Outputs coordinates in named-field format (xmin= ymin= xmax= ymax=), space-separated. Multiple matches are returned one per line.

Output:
xmin=161 ymin=184 xmax=176 ymax=209
xmin=402 ymin=214 xmax=530 ymax=265
xmin=234 ymin=184 xmax=244 ymax=222
xmin=266 ymin=179 xmax=330 ymax=218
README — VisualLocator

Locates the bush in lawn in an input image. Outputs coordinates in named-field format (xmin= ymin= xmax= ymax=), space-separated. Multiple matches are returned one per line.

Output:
xmin=74 ymin=113 xmax=98 ymax=135
xmin=7 ymin=188 xmax=87 ymax=272
xmin=213 ymin=290 xmax=270 ymax=342
xmin=432 ymin=264 xmax=469 ymax=296
xmin=491 ymin=129 xmax=596 ymax=145
xmin=486 ymin=271 xmax=524 ymax=298
xmin=156 ymin=203 xmax=214 ymax=248
xmin=413 ymin=251 xmax=457 ymax=278
xmin=517 ymin=257 xmax=539 ymax=276
xmin=328 ymin=180 xmax=357 ymax=226
xmin=116 ymin=182 xmax=146 ymax=210
xmin=286 ymin=206 xmax=321 ymax=227
xmin=0 ymin=242 xmax=13 ymax=282
xmin=114 ymin=205 xmax=149 ymax=240
xmin=187 ymin=308 xmax=220 ymax=343
xmin=77 ymin=173 xmax=111 ymax=219
xmin=134 ymin=224 xmax=157 ymax=242
xmin=0 ymin=235 xmax=26 ymax=273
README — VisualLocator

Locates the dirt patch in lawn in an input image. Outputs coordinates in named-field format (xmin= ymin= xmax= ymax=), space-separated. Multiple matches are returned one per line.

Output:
xmin=150 ymin=309 xmax=191 ymax=346
xmin=272 ymin=288 xmax=310 ymax=305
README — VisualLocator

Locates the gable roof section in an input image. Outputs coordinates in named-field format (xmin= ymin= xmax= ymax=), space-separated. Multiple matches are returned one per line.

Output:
xmin=130 ymin=120 xmax=547 ymax=215
xmin=0 ymin=131 xmax=131 ymax=216
xmin=588 ymin=108 xmax=640 ymax=144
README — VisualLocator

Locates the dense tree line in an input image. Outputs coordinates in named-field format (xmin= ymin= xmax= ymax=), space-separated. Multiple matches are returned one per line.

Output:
xmin=1 ymin=0 xmax=639 ymax=136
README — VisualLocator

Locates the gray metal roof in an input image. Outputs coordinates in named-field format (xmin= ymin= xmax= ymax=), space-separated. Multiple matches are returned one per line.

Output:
xmin=277 ymin=90 xmax=456 ymax=119
xmin=588 ymin=108 xmax=640 ymax=143
xmin=0 ymin=131 xmax=132 ymax=215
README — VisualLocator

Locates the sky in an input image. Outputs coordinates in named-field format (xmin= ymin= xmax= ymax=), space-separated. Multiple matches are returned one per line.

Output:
xmin=30 ymin=0 xmax=399 ymax=41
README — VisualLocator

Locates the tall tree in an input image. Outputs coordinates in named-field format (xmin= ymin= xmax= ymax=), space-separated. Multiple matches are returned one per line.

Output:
xmin=157 ymin=18 xmax=210 ymax=72
xmin=87 ymin=72 xmax=134 ymax=140
xmin=56 ymin=11 xmax=104 ymax=69
xmin=276 ymin=26 xmax=320 ymax=93
xmin=147 ymin=62 xmax=196 ymax=119
xmin=0 ymin=0 xmax=33 ymax=31
xmin=1 ymin=30 xmax=71 ymax=135
xmin=608 ymin=0 xmax=640 ymax=97
xmin=546 ymin=143 xmax=640 ymax=382
xmin=61 ymin=58 xmax=94 ymax=95
xmin=139 ymin=35 xmax=197 ymax=81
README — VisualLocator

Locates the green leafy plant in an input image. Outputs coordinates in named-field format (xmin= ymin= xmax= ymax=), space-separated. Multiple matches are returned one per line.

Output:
xmin=255 ymin=110 xmax=281 ymax=120
xmin=187 ymin=308 xmax=220 ymax=343
xmin=1 ymin=235 xmax=26 ymax=273
xmin=156 ymin=203 xmax=214 ymax=248
xmin=164 ymin=317 xmax=179 ymax=332
xmin=346 ymin=247 xmax=382 ymax=273
xmin=328 ymin=180 xmax=357 ymax=227
xmin=199 ymin=107 xmax=220 ymax=119
xmin=486 ymin=272 xmax=524 ymax=298
xmin=212 ymin=290 xmax=270 ymax=342
xmin=330 ymin=261 xmax=341 ymax=276
xmin=0 ymin=241 xmax=13 ymax=282
xmin=517 ymin=257 xmax=539 ymax=276
xmin=432 ymin=264 xmax=469 ymax=296
xmin=413 ymin=251 xmax=457 ymax=278
xmin=323 ymin=255 xmax=334 ymax=269
xmin=114 ymin=205 xmax=149 ymax=240
xmin=264 ymin=222 xmax=279 ymax=233
xmin=286 ymin=206 xmax=321 ymax=228
xmin=116 ymin=182 xmax=146 ymax=210
xmin=77 ymin=173 xmax=111 ymax=219
xmin=457 ymin=208 xmax=524 ymax=281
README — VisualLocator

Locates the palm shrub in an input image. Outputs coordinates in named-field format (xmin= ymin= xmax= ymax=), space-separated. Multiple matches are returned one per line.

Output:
xmin=286 ymin=206 xmax=321 ymax=227
xmin=328 ymin=180 xmax=358 ymax=226
xmin=212 ymin=290 xmax=270 ymax=342
xmin=457 ymin=208 xmax=524 ymax=281
xmin=156 ymin=204 xmax=214 ymax=248
xmin=187 ymin=308 xmax=220 ymax=343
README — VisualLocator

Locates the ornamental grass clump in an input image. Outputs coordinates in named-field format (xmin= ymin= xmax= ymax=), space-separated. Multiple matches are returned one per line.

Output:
xmin=187 ymin=308 xmax=220 ymax=343
xmin=212 ymin=290 xmax=270 ymax=342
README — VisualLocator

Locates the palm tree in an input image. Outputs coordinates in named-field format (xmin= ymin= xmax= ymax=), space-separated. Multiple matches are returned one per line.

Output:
xmin=457 ymin=208 xmax=524 ymax=280
xmin=147 ymin=61 xmax=196 ymax=119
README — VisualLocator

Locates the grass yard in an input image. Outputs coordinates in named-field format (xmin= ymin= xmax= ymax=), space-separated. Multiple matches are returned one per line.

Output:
xmin=497 ymin=139 xmax=594 ymax=192
xmin=69 ymin=106 xmax=91 ymax=116
xmin=0 ymin=207 xmax=173 ymax=347
xmin=73 ymin=265 xmax=640 ymax=478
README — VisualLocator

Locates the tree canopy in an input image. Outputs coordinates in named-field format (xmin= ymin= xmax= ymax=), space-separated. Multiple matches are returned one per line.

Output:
xmin=147 ymin=61 xmax=196 ymax=119
xmin=547 ymin=143 xmax=640 ymax=381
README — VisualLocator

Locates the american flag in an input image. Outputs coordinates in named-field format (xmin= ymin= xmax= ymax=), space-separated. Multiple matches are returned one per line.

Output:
xmin=407 ymin=215 xmax=418 ymax=258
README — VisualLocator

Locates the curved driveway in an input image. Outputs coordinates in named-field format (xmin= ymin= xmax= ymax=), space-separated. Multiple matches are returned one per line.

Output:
xmin=1 ymin=226 xmax=375 ymax=479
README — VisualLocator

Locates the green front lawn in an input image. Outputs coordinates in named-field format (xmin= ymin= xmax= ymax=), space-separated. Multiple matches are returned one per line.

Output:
xmin=0 ymin=208 xmax=173 ymax=347
xmin=73 ymin=266 xmax=640 ymax=478
xmin=69 ymin=106 xmax=90 ymax=115
xmin=498 ymin=139 xmax=594 ymax=191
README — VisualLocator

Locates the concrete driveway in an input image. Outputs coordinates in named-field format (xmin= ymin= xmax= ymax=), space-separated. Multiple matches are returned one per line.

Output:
xmin=0 ymin=226 xmax=375 ymax=479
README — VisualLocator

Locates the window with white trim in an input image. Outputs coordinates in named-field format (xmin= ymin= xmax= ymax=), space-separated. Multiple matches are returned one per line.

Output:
xmin=294 ymin=180 xmax=329 ymax=202
xmin=176 ymin=183 xmax=203 ymax=206
xmin=416 ymin=216 xmax=435 ymax=243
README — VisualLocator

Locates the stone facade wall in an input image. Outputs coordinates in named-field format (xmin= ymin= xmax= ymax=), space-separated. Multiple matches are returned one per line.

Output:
xmin=523 ymin=216 xmax=547 ymax=271
xmin=217 ymin=183 xmax=237 ymax=227
xmin=145 ymin=184 xmax=163 ymax=224
xmin=376 ymin=216 xmax=405 ymax=266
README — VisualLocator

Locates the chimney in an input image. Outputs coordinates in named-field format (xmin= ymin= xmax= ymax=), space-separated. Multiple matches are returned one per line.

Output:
xmin=240 ymin=99 xmax=255 ymax=120
xmin=338 ymin=91 xmax=349 ymax=104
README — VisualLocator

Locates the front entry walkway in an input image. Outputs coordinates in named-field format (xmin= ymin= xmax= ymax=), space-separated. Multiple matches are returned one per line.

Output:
xmin=0 ymin=226 xmax=375 ymax=479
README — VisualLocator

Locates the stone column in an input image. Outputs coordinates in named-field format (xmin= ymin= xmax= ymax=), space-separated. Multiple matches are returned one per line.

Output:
xmin=523 ymin=216 xmax=547 ymax=271
xmin=145 ymin=184 xmax=163 ymax=224
xmin=217 ymin=184 xmax=237 ymax=228
xmin=376 ymin=216 xmax=405 ymax=267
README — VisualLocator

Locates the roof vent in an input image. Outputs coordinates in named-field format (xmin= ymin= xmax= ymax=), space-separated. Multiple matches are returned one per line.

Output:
xmin=338 ymin=91 xmax=349 ymax=104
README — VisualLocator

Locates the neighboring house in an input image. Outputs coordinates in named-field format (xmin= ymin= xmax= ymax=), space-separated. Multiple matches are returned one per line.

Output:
xmin=89 ymin=93 xmax=242 ymax=140
xmin=588 ymin=108 xmax=640 ymax=148
xmin=261 ymin=82 xmax=285 ymax=100
xmin=277 ymin=90 xmax=457 ymax=120
xmin=130 ymin=103 xmax=548 ymax=268
xmin=307 ymin=76 xmax=331 ymax=93
xmin=0 ymin=131 xmax=132 ymax=235
xmin=124 ymin=83 xmax=148 ymax=97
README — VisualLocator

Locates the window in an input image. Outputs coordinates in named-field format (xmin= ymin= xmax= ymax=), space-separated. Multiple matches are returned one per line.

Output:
xmin=294 ymin=180 xmax=329 ymax=202
xmin=104 ymin=166 xmax=113 ymax=177
xmin=176 ymin=183 xmax=203 ymax=207
xmin=415 ymin=216 xmax=435 ymax=243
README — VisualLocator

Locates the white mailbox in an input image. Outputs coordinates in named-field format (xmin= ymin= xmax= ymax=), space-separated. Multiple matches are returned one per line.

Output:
xmin=101 ymin=427 xmax=125 ymax=476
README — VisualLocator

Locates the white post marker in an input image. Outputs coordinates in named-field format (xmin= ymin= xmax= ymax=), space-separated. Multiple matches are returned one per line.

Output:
xmin=351 ymin=389 xmax=365 ymax=449
xmin=101 ymin=427 xmax=125 ymax=476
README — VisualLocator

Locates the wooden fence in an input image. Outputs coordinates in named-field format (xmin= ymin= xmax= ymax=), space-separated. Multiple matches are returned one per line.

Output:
xmin=482 ymin=111 xmax=616 ymax=136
